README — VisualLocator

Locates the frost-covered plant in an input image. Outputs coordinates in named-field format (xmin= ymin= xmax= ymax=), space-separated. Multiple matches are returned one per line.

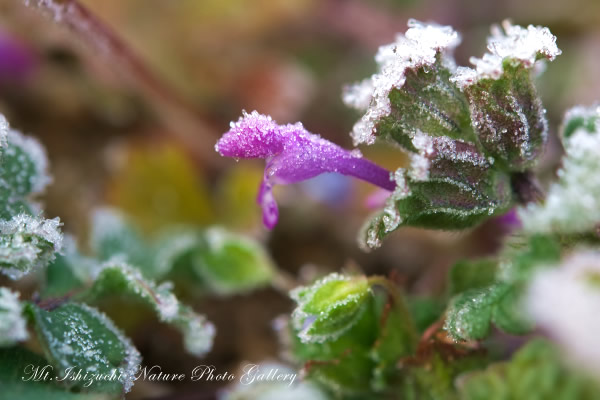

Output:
xmin=0 ymin=114 xmax=276 ymax=397
xmin=217 ymin=20 xmax=600 ymax=400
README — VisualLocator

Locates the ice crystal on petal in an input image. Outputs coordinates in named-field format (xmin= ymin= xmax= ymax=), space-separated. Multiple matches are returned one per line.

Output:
xmin=343 ymin=20 xmax=460 ymax=145
xmin=526 ymin=251 xmax=600 ymax=374
xmin=0 ymin=287 xmax=29 ymax=346
xmin=216 ymin=111 xmax=395 ymax=229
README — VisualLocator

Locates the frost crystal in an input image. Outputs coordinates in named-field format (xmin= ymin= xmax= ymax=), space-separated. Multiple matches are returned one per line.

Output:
xmin=216 ymin=111 xmax=395 ymax=229
xmin=519 ymin=105 xmax=600 ymax=233
xmin=343 ymin=19 xmax=460 ymax=145
xmin=0 ymin=114 xmax=8 ymax=148
xmin=5 ymin=129 xmax=52 ymax=195
xmin=451 ymin=20 xmax=561 ymax=88
xmin=91 ymin=262 xmax=215 ymax=357
xmin=0 ymin=287 xmax=29 ymax=346
xmin=526 ymin=251 xmax=600 ymax=374
xmin=290 ymin=273 xmax=371 ymax=343
xmin=0 ymin=214 xmax=62 ymax=279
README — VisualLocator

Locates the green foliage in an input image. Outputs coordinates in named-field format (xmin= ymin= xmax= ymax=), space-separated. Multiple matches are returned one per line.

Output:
xmin=28 ymin=303 xmax=141 ymax=393
xmin=192 ymin=227 xmax=275 ymax=295
xmin=459 ymin=340 xmax=600 ymax=400
xmin=0 ymin=287 xmax=29 ymax=346
xmin=448 ymin=258 xmax=498 ymax=296
xmin=89 ymin=209 xmax=275 ymax=293
xmin=0 ymin=117 xmax=62 ymax=280
xmin=350 ymin=22 xmax=560 ymax=249
xmin=0 ymin=346 xmax=111 ymax=400
xmin=461 ymin=64 xmax=547 ymax=171
xmin=289 ymin=275 xmax=460 ymax=397
xmin=79 ymin=262 xmax=216 ymax=357
xmin=291 ymin=273 xmax=372 ymax=343
xmin=445 ymin=235 xmax=560 ymax=341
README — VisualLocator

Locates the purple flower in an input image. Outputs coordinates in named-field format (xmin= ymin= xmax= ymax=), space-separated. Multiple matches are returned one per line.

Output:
xmin=216 ymin=111 xmax=395 ymax=229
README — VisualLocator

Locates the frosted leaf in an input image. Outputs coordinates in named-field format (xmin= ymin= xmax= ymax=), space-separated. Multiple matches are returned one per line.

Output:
xmin=89 ymin=208 xmax=155 ymax=276
xmin=85 ymin=262 xmax=215 ymax=357
xmin=30 ymin=302 xmax=141 ymax=393
xmin=359 ymin=137 xmax=511 ymax=250
xmin=0 ymin=114 xmax=8 ymax=148
xmin=153 ymin=228 xmax=201 ymax=278
xmin=192 ymin=227 xmax=275 ymax=295
xmin=4 ymin=129 xmax=51 ymax=195
xmin=526 ymin=251 xmax=600 ymax=374
xmin=451 ymin=20 xmax=561 ymax=87
xmin=519 ymin=105 xmax=600 ymax=233
xmin=0 ymin=287 xmax=29 ymax=346
xmin=0 ymin=121 xmax=52 ymax=219
xmin=290 ymin=273 xmax=371 ymax=343
xmin=222 ymin=363 xmax=328 ymax=400
xmin=343 ymin=20 xmax=461 ymax=145
xmin=0 ymin=214 xmax=62 ymax=280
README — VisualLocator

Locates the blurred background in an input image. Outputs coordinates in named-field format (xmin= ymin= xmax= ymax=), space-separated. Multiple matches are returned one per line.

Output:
xmin=0 ymin=0 xmax=598 ymax=398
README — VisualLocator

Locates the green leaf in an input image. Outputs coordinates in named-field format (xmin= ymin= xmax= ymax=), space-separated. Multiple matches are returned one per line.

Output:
xmin=0 ymin=287 xmax=29 ymax=346
xmin=377 ymin=56 xmax=477 ymax=148
xmin=449 ymin=259 xmax=498 ymax=296
xmin=0 ymin=125 xmax=51 ymax=219
xmin=459 ymin=340 xmax=600 ymax=400
xmin=28 ymin=303 xmax=141 ymax=393
xmin=490 ymin=285 xmax=533 ymax=335
xmin=362 ymin=169 xmax=512 ymax=249
xmin=444 ymin=284 xmax=509 ymax=341
xmin=461 ymin=64 xmax=547 ymax=171
xmin=498 ymin=234 xmax=561 ymax=282
xmin=42 ymin=237 xmax=93 ymax=298
xmin=80 ymin=262 xmax=215 ymax=357
xmin=0 ymin=346 xmax=111 ymax=400
xmin=192 ymin=227 xmax=274 ymax=295
xmin=289 ymin=297 xmax=379 ymax=396
xmin=89 ymin=209 xmax=155 ymax=277
xmin=0 ymin=214 xmax=62 ymax=280
xmin=291 ymin=273 xmax=371 ymax=343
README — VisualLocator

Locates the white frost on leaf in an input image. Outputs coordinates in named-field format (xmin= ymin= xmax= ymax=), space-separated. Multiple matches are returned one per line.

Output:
xmin=0 ymin=214 xmax=62 ymax=280
xmin=0 ymin=287 xmax=29 ymax=346
xmin=5 ymin=129 xmax=52 ymax=195
xmin=0 ymin=114 xmax=8 ymax=148
xmin=342 ymin=19 xmax=460 ymax=145
xmin=92 ymin=262 xmax=215 ymax=357
xmin=451 ymin=21 xmax=561 ymax=88
xmin=526 ymin=251 xmax=600 ymax=374
xmin=519 ymin=105 xmax=600 ymax=234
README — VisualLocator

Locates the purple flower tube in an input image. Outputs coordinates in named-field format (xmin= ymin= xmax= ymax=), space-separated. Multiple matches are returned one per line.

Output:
xmin=216 ymin=111 xmax=395 ymax=229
